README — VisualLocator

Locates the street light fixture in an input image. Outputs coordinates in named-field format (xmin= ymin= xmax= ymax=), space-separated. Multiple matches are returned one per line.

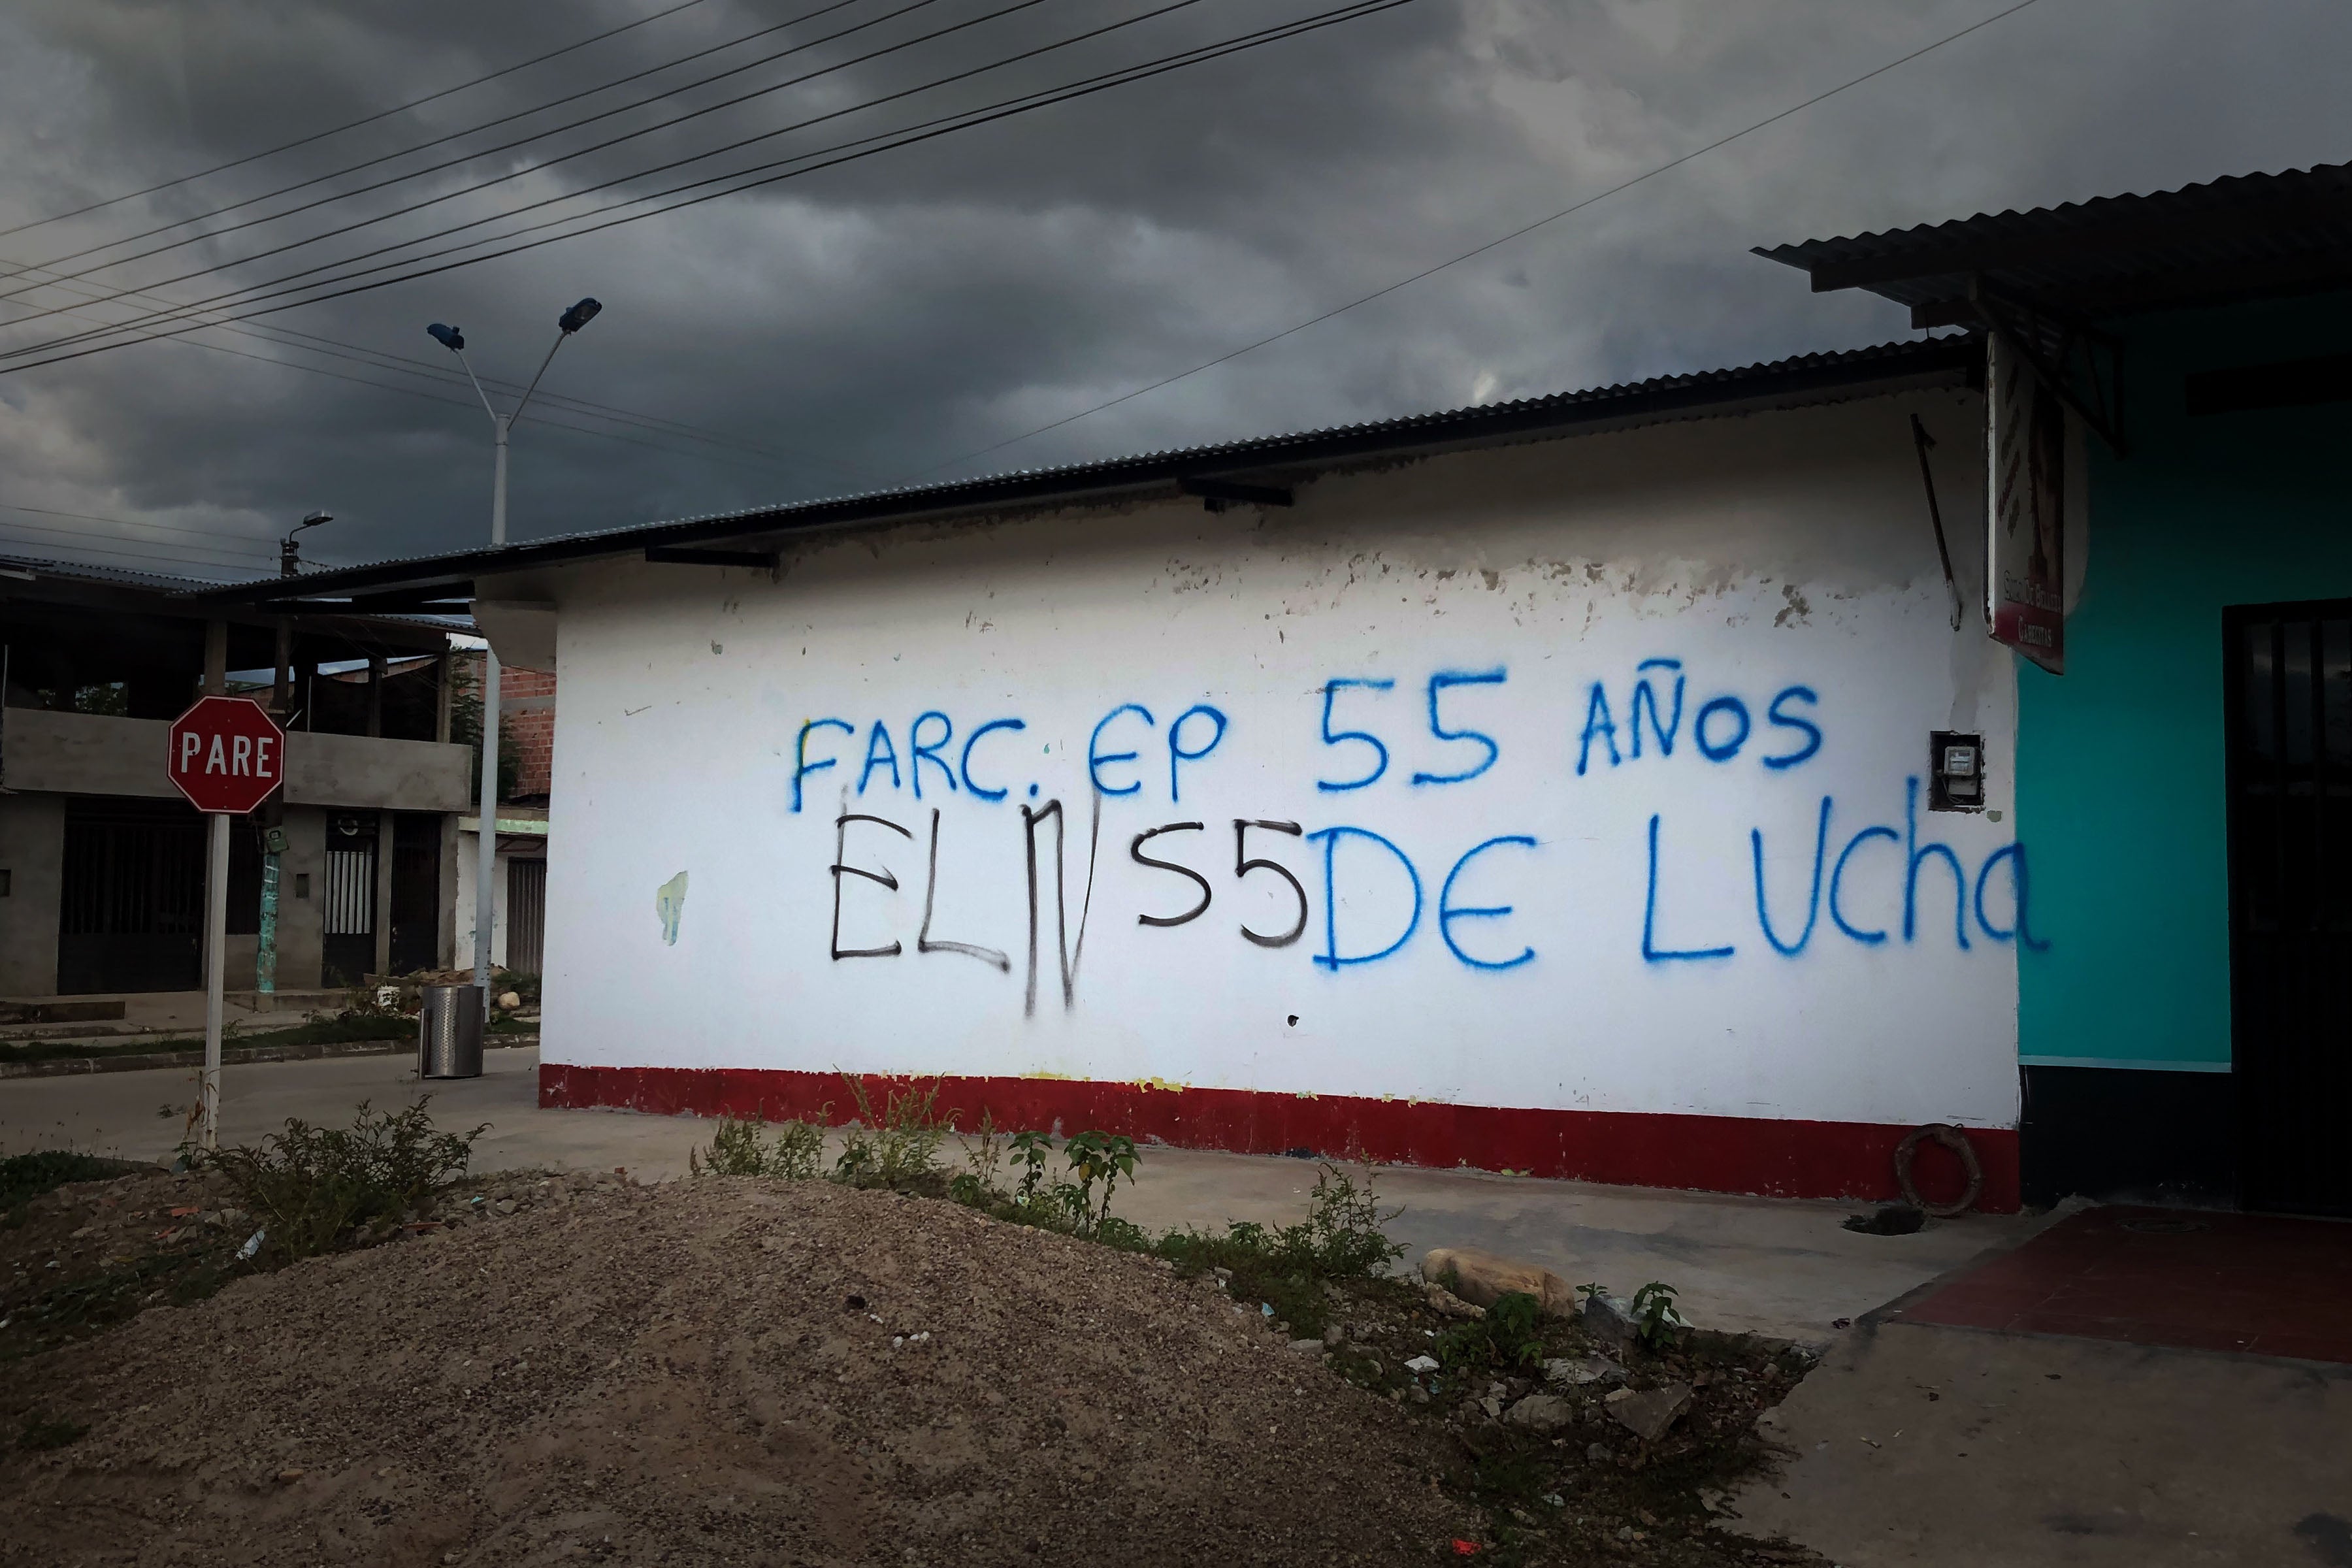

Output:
xmin=280 ymin=508 xmax=335 ymax=578
xmin=427 ymin=297 xmax=603 ymax=998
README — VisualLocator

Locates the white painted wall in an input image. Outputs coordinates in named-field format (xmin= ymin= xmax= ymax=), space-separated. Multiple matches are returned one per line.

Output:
xmin=531 ymin=388 xmax=2021 ymax=1130
xmin=453 ymin=836 xmax=530 ymax=972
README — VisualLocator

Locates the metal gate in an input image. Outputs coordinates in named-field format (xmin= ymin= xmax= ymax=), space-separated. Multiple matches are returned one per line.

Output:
xmin=321 ymin=817 xmax=378 ymax=988
xmin=506 ymin=857 xmax=546 ymax=975
xmin=2225 ymin=602 xmax=2352 ymax=1216
xmin=57 ymin=798 xmax=204 ymax=992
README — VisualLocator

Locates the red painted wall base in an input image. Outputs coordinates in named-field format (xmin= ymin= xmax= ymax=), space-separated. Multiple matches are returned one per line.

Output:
xmin=540 ymin=1063 xmax=2021 ymax=1213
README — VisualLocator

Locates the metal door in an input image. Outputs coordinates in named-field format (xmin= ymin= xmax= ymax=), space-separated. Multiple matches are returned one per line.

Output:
xmin=321 ymin=817 xmax=377 ymax=988
xmin=506 ymin=857 xmax=546 ymax=975
xmin=56 ymin=798 xmax=204 ymax=992
xmin=2225 ymin=602 xmax=2352 ymax=1216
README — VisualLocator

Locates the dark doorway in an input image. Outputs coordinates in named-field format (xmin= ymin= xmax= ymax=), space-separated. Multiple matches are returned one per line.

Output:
xmin=387 ymin=813 xmax=442 ymax=976
xmin=321 ymin=814 xmax=378 ymax=988
xmin=57 ymin=797 xmax=204 ymax=992
xmin=2225 ymin=602 xmax=2352 ymax=1217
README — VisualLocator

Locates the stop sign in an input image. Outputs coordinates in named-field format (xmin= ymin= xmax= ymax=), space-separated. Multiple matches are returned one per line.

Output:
xmin=167 ymin=696 xmax=287 ymax=815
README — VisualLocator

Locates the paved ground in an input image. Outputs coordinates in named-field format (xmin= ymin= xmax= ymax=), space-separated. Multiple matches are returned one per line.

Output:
xmin=1897 ymin=1203 xmax=2352 ymax=1364
xmin=1728 ymin=1316 xmax=2352 ymax=1566
xmin=0 ymin=1046 xmax=2031 ymax=1345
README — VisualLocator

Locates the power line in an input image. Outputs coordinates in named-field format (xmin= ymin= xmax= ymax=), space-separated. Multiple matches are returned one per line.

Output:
xmin=0 ymin=0 xmax=1020 ymax=329
xmin=4 ymin=280 xmax=826 ymax=493
xmin=0 ymin=0 xmax=926 ymax=312
xmin=0 ymin=0 xmax=719 ymax=243
xmin=1 ymin=0 xmax=1403 ymax=370
xmin=0 ymin=519 xmax=280 ymax=572
xmin=0 ymin=500 xmax=287 ymax=547
xmin=926 ymin=0 xmax=2046 ymax=472
xmin=0 ymin=253 xmax=875 ymax=482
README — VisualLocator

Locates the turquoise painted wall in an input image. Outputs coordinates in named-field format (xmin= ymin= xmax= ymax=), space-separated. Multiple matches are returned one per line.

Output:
xmin=2017 ymin=292 xmax=2352 ymax=1070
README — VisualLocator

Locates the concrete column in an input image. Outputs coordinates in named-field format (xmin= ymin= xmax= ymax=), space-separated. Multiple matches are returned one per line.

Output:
xmin=365 ymin=656 xmax=384 ymax=738
xmin=0 ymin=794 xmax=65 ymax=996
xmin=373 ymin=809 xmax=395 ymax=978
xmin=433 ymin=651 xmax=453 ymax=743
xmin=202 ymin=619 xmax=227 ymax=697
xmin=272 ymin=619 xmax=293 ymax=715
xmin=436 ymin=812 xmax=460 ymax=970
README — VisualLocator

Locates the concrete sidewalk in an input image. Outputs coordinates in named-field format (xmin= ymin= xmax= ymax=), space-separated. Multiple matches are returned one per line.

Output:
xmin=0 ymin=1046 xmax=2031 ymax=1344
xmin=1727 ymin=1316 xmax=2352 ymax=1565
xmin=0 ymin=988 xmax=346 ymax=1041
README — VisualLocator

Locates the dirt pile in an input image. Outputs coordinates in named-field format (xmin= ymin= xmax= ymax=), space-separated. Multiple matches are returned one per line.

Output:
xmin=3 ymin=1175 xmax=1476 ymax=1566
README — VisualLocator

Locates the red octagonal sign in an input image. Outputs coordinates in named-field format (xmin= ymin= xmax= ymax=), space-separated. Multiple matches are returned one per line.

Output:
xmin=167 ymin=695 xmax=287 ymax=815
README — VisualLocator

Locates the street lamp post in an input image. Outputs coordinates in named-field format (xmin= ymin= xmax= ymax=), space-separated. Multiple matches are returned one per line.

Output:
xmin=427 ymin=298 xmax=601 ymax=997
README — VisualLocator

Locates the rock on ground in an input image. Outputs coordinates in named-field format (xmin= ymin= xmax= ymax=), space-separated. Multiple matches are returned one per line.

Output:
xmin=1606 ymin=1380 xmax=1695 ymax=1443
xmin=1544 ymin=1354 xmax=1625 ymax=1387
xmin=1418 ymin=1245 xmax=1579 ymax=1315
xmin=0 ymin=1177 xmax=1475 ymax=1567
xmin=1503 ymin=1394 xmax=1576 ymax=1433
xmin=1582 ymin=1290 xmax=1641 ymax=1354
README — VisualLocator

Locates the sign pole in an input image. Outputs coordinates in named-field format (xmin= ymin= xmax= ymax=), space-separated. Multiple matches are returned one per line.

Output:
xmin=201 ymin=810 xmax=230 ymax=1151
xmin=166 ymin=692 xmax=291 ymax=1152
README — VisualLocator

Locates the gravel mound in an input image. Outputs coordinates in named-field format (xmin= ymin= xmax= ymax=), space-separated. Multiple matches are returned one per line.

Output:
xmin=3 ymin=1175 xmax=1475 ymax=1565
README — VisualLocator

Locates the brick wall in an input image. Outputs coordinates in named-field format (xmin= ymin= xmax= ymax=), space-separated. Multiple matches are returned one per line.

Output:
xmin=501 ymin=664 xmax=557 ymax=802
xmin=454 ymin=650 xmax=556 ymax=804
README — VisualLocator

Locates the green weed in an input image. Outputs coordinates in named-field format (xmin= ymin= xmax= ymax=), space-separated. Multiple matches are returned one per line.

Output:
xmin=1060 ymin=1130 xmax=1137 ymax=1235
xmin=1631 ymin=1280 xmax=1688 ymax=1350
xmin=204 ymin=1098 xmax=485 ymax=1262
xmin=1152 ymin=1162 xmax=1405 ymax=1337
xmin=1438 ymin=1290 xmax=1547 ymax=1371
xmin=691 ymin=1115 xmax=824 ymax=1180
xmin=832 ymin=1077 xmax=950 ymax=1193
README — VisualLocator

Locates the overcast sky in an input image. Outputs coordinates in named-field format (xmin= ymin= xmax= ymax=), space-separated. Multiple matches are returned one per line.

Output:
xmin=0 ymin=0 xmax=2344 ymax=581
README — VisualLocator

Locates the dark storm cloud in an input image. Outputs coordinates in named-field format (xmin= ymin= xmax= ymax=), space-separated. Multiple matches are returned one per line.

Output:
xmin=0 ymin=0 xmax=2345 ymax=580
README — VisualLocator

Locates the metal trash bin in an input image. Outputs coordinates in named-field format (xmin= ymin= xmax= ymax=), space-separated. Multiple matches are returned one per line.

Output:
xmin=418 ymin=984 xmax=485 ymax=1079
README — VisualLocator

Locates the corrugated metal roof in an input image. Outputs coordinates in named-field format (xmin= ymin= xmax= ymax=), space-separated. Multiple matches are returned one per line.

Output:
xmin=0 ymin=551 xmax=223 ymax=594
xmin=0 ymin=552 xmax=463 ymax=644
xmin=1757 ymin=161 xmax=2352 ymax=323
xmin=191 ymin=336 xmax=1972 ymax=605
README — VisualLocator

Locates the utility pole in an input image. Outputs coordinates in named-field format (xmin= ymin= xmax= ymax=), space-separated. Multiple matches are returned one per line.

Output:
xmin=427 ymin=298 xmax=601 ymax=1000
xmin=258 ymin=512 xmax=329 ymax=1011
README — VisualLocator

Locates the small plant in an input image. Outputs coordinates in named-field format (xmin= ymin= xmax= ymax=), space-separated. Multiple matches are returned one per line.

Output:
xmin=1092 ymin=1214 xmax=1151 ymax=1251
xmin=1009 ymin=1130 xmax=1054 ymax=1205
xmin=691 ymin=1115 xmax=823 ymax=1180
xmin=830 ymin=1076 xmax=951 ymax=1192
xmin=206 ymin=1098 xmax=485 ymax=1262
xmin=1152 ymin=1163 xmax=1405 ymax=1338
xmin=1275 ymin=1164 xmax=1406 ymax=1278
xmin=1060 ymin=1130 xmax=1137 ymax=1235
xmin=1438 ymin=1290 xmax=1547 ymax=1371
xmin=1631 ymin=1280 xmax=1686 ymax=1350
xmin=955 ymin=1109 xmax=1007 ymax=1198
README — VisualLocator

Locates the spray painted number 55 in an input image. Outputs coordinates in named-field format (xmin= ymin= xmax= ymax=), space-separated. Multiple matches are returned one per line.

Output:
xmin=1128 ymin=819 xmax=1308 ymax=948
